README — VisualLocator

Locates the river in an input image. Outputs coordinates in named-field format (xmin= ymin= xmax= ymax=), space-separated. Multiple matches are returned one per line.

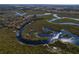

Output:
xmin=16 ymin=14 xmax=79 ymax=46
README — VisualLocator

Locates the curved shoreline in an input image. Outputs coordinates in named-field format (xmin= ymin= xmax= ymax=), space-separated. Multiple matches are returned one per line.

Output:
xmin=55 ymin=22 xmax=79 ymax=26
xmin=16 ymin=15 xmax=51 ymax=45
xmin=16 ymin=14 xmax=79 ymax=46
xmin=48 ymin=14 xmax=79 ymax=26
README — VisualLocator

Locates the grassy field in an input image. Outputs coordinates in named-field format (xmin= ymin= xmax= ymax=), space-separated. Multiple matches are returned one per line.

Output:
xmin=23 ymin=17 xmax=79 ymax=36
xmin=0 ymin=27 xmax=79 ymax=53
xmin=0 ymin=14 xmax=79 ymax=53
xmin=49 ymin=40 xmax=79 ymax=54
xmin=46 ymin=22 xmax=79 ymax=36
xmin=53 ymin=18 xmax=79 ymax=24
xmin=22 ymin=15 xmax=53 ymax=40
xmin=0 ymin=28 xmax=51 ymax=54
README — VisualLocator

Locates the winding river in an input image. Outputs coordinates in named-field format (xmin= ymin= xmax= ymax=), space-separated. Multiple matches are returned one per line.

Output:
xmin=16 ymin=15 xmax=51 ymax=45
xmin=16 ymin=14 xmax=79 ymax=46
xmin=48 ymin=14 xmax=79 ymax=45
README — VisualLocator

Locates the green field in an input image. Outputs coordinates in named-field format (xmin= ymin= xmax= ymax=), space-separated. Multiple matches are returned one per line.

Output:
xmin=23 ymin=17 xmax=79 ymax=36
xmin=53 ymin=18 xmax=79 ymax=24
xmin=0 ymin=28 xmax=51 ymax=54
xmin=0 ymin=28 xmax=79 ymax=54
xmin=0 ymin=12 xmax=79 ymax=53
xmin=1 ymin=5 xmax=79 ymax=54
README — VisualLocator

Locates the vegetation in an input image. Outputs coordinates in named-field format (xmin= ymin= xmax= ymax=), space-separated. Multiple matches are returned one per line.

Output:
xmin=53 ymin=18 xmax=79 ymax=24
xmin=0 ymin=28 xmax=51 ymax=54
xmin=49 ymin=40 xmax=79 ymax=54
xmin=1 ymin=28 xmax=79 ymax=54
xmin=0 ymin=5 xmax=79 ymax=54
xmin=23 ymin=17 xmax=79 ymax=37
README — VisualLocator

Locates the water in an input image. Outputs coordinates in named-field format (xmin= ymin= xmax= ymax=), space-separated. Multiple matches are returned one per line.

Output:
xmin=57 ymin=23 xmax=79 ymax=26
xmin=16 ymin=15 xmax=50 ymax=45
xmin=16 ymin=14 xmax=79 ymax=46
xmin=47 ymin=14 xmax=79 ymax=45
xmin=16 ymin=12 xmax=26 ymax=16
xmin=48 ymin=14 xmax=61 ymax=22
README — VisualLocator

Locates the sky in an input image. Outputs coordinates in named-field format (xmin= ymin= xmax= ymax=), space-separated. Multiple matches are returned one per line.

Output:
xmin=0 ymin=0 xmax=79 ymax=4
